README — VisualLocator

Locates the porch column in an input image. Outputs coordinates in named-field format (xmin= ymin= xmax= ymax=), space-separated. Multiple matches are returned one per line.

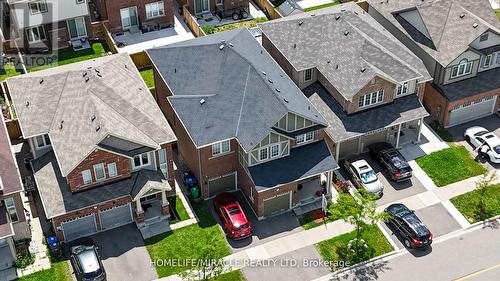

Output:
xmin=395 ymin=123 xmax=402 ymax=148
xmin=161 ymin=190 xmax=170 ymax=217
xmin=417 ymin=117 xmax=424 ymax=143
xmin=327 ymin=170 xmax=339 ymax=203
xmin=136 ymin=199 xmax=143 ymax=213
xmin=161 ymin=190 xmax=168 ymax=206
xmin=335 ymin=142 xmax=341 ymax=162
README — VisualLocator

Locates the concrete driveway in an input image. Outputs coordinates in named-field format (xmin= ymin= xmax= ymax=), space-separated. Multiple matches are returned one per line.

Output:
xmin=208 ymin=191 xmax=303 ymax=253
xmin=87 ymin=224 xmax=157 ymax=281
xmin=242 ymin=245 xmax=331 ymax=281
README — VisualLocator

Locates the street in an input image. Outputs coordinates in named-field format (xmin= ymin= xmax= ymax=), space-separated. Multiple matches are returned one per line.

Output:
xmin=324 ymin=220 xmax=500 ymax=281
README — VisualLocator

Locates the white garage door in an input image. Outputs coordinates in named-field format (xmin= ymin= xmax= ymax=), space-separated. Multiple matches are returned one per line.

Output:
xmin=99 ymin=203 xmax=133 ymax=231
xmin=61 ymin=214 xmax=97 ymax=242
xmin=208 ymin=173 xmax=237 ymax=197
xmin=263 ymin=192 xmax=290 ymax=217
xmin=0 ymin=239 xmax=14 ymax=271
xmin=449 ymin=96 xmax=496 ymax=127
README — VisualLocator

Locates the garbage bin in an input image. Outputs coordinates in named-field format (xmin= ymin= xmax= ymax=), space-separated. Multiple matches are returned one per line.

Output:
xmin=46 ymin=236 xmax=62 ymax=257
xmin=190 ymin=185 xmax=200 ymax=199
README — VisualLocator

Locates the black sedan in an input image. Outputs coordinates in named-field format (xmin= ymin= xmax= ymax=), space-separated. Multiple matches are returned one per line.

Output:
xmin=385 ymin=203 xmax=433 ymax=249
xmin=368 ymin=142 xmax=412 ymax=181
xmin=70 ymin=240 xmax=106 ymax=281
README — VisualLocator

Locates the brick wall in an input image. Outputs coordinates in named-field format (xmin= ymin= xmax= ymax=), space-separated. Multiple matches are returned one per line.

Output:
xmin=155 ymin=142 xmax=176 ymax=188
xmin=66 ymin=149 xmax=131 ymax=192
xmin=347 ymin=76 xmax=396 ymax=114
xmin=422 ymin=83 xmax=449 ymax=125
xmin=256 ymin=182 xmax=296 ymax=218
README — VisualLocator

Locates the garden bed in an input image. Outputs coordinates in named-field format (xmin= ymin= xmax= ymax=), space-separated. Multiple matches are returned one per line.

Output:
xmin=203 ymin=17 xmax=268 ymax=34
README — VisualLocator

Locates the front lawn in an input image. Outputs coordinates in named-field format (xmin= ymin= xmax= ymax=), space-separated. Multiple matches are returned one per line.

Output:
xmin=316 ymin=224 xmax=393 ymax=268
xmin=168 ymin=195 xmax=190 ymax=224
xmin=304 ymin=1 xmax=340 ymax=12
xmin=146 ymin=200 xmax=231 ymax=277
xmin=496 ymin=9 xmax=500 ymax=21
xmin=139 ymin=68 xmax=155 ymax=88
xmin=28 ymin=41 xmax=110 ymax=72
xmin=211 ymin=270 xmax=246 ymax=281
xmin=19 ymin=259 xmax=71 ymax=281
xmin=416 ymin=146 xmax=487 ymax=187
xmin=203 ymin=17 xmax=268 ymax=34
xmin=0 ymin=62 xmax=23 ymax=81
xmin=451 ymin=184 xmax=500 ymax=223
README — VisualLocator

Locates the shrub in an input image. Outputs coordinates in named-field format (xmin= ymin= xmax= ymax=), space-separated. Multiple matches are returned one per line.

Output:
xmin=15 ymin=252 xmax=36 ymax=269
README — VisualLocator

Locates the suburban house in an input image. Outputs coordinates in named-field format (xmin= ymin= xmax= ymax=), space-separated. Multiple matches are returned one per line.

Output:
xmin=4 ymin=54 xmax=177 ymax=242
xmin=0 ymin=116 xmax=31 ymax=273
xmin=259 ymin=3 xmax=432 ymax=161
xmin=90 ymin=0 xmax=174 ymax=34
xmin=147 ymin=29 xmax=339 ymax=219
xmin=183 ymin=0 xmax=249 ymax=19
xmin=366 ymin=0 xmax=500 ymax=127
xmin=3 ymin=0 xmax=92 ymax=52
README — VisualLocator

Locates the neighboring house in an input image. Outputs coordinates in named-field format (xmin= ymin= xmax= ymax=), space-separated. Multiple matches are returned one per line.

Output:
xmin=260 ymin=3 xmax=432 ymax=161
xmin=4 ymin=0 xmax=92 ymax=52
xmin=183 ymin=0 xmax=249 ymax=19
xmin=0 ymin=115 xmax=31 ymax=273
xmin=366 ymin=0 xmax=500 ymax=127
xmin=147 ymin=29 xmax=339 ymax=219
xmin=91 ymin=0 xmax=174 ymax=34
xmin=5 ymin=54 xmax=177 ymax=242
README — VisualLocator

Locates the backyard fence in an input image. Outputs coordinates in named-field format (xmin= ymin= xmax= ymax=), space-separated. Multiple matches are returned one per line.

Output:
xmin=5 ymin=119 xmax=22 ymax=139
xmin=254 ymin=0 xmax=283 ymax=20
xmin=130 ymin=51 xmax=152 ymax=69
xmin=182 ymin=5 xmax=206 ymax=37
xmin=91 ymin=21 xmax=119 ymax=54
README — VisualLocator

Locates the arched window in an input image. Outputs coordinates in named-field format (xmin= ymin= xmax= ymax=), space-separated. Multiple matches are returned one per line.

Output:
xmin=451 ymin=59 xmax=473 ymax=78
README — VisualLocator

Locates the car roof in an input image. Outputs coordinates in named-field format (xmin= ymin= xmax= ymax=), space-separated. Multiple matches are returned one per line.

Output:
xmin=351 ymin=159 xmax=372 ymax=171
xmin=73 ymin=245 xmax=100 ymax=274
xmin=403 ymin=214 xmax=429 ymax=236
xmin=484 ymin=133 xmax=500 ymax=146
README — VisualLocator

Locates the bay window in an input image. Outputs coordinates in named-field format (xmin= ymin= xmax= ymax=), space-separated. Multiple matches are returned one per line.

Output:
xmin=451 ymin=59 xmax=472 ymax=78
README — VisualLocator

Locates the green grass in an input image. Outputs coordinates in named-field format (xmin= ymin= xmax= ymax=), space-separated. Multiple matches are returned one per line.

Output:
xmin=316 ymin=224 xmax=393 ymax=267
xmin=429 ymin=121 xmax=454 ymax=142
xmin=168 ymin=195 xmax=190 ymax=223
xmin=204 ymin=17 xmax=268 ymax=34
xmin=451 ymin=184 xmax=500 ymax=223
xmin=28 ymin=41 xmax=110 ymax=72
xmin=210 ymin=270 xmax=246 ymax=281
xmin=139 ymin=68 xmax=155 ymax=88
xmin=18 ymin=260 xmax=72 ymax=281
xmin=304 ymin=1 xmax=340 ymax=12
xmin=496 ymin=9 xmax=500 ymax=21
xmin=146 ymin=200 xmax=230 ymax=277
xmin=416 ymin=146 xmax=487 ymax=187
xmin=0 ymin=62 xmax=23 ymax=81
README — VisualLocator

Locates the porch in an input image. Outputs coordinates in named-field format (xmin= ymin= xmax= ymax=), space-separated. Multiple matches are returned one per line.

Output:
xmin=134 ymin=187 xmax=172 ymax=240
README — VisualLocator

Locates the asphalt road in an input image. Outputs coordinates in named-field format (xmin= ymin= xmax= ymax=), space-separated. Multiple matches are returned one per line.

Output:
xmin=329 ymin=220 xmax=500 ymax=281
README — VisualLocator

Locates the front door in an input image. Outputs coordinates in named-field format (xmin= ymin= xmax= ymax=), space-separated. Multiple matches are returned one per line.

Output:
xmin=195 ymin=0 xmax=210 ymax=14
xmin=120 ymin=7 xmax=138 ymax=30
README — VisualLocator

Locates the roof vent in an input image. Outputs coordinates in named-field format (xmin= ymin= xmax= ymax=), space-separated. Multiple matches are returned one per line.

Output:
xmin=283 ymin=98 xmax=288 ymax=103
xmin=85 ymin=76 xmax=90 ymax=83
xmin=354 ymin=11 xmax=359 ymax=15
xmin=308 ymin=105 xmax=310 ymax=110
xmin=200 ymin=99 xmax=206 ymax=105
xmin=229 ymin=43 xmax=234 ymax=47
xmin=39 ymin=78 xmax=44 ymax=84
xmin=344 ymin=30 xmax=349 ymax=36
xmin=268 ymin=79 xmax=273 ymax=84
xmin=361 ymin=67 xmax=366 ymax=72
xmin=298 ymin=21 xmax=303 ymax=26
xmin=83 ymin=72 xmax=88 ymax=77
xmin=293 ymin=43 xmax=297 ymax=48
xmin=276 ymin=88 xmax=281 ymax=93
xmin=174 ymin=68 xmax=177 ymax=73
xmin=91 ymin=115 xmax=96 ymax=122
xmin=25 ymin=101 xmax=30 ymax=107
xmin=459 ymin=13 xmax=465 ymax=19
xmin=59 ymin=120 xmax=64 ymax=130
xmin=310 ymin=13 xmax=315 ymax=17
xmin=262 ymin=71 xmax=267 ymax=75
xmin=335 ymin=15 xmax=341 ymax=20
xmin=260 ymin=50 xmax=263 ymax=54
xmin=124 ymin=64 xmax=128 ymax=69
xmin=219 ymin=44 xmax=225 ymax=50
xmin=336 ymin=64 xmax=339 ymax=69
xmin=327 ymin=60 xmax=330 ymax=64
xmin=96 ymin=73 xmax=102 ymax=78
xmin=95 ymin=125 xmax=101 ymax=132
xmin=95 ymin=68 xmax=100 ymax=73
xmin=473 ymin=23 xmax=478 ymax=28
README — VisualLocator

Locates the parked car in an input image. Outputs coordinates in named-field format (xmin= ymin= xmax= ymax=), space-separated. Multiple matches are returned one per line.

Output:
xmin=342 ymin=159 xmax=384 ymax=198
xmin=213 ymin=192 xmax=253 ymax=239
xmin=70 ymin=242 xmax=106 ymax=281
xmin=368 ymin=142 xmax=412 ymax=181
xmin=385 ymin=203 xmax=432 ymax=249
xmin=464 ymin=126 xmax=500 ymax=163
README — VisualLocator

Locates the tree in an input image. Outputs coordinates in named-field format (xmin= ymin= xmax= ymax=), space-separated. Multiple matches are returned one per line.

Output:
xmin=475 ymin=172 xmax=497 ymax=221
xmin=329 ymin=190 xmax=388 ymax=262
xmin=180 ymin=233 xmax=226 ymax=281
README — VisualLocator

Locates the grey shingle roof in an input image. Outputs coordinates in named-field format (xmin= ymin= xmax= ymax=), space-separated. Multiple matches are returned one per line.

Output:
xmin=366 ymin=0 xmax=500 ymax=67
xmin=31 ymin=151 xmax=170 ymax=219
xmin=248 ymin=140 xmax=338 ymax=191
xmin=278 ymin=0 xmax=303 ymax=17
xmin=259 ymin=2 xmax=430 ymax=101
xmin=147 ymin=29 xmax=326 ymax=151
xmin=304 ymin=83 xmax=429 ymax=143
xmin=6 ymin=54 xmax=176 ymax=176
xmin=0 ymin=116 xmax=23 ymax=196
xmin=435 ymin=68 xmax=500 ymax=102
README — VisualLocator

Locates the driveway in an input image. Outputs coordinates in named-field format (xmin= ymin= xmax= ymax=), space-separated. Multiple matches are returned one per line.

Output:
xmin=242 ymin=245 xmax=331 ymax=281
xmin=208 ymin=191 xmax=302 ymax=253
xmin=87 ymin=224 xmax=157 ymax=281
xmin=339 ymin=153 xmax=427 ymax=206
xmin=446 ymin=115 xmax=500 ymax=170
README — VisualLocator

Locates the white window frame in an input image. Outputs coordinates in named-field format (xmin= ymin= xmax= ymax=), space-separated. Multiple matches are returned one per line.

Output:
xmin=483 ymin=54 xmax=492 ymax=68
xmin=82 ymin=169 xmax=92 ymax=185
xmin=145 ymin=1 xmax=165 ymax=19
xmin=25 ymin=25 xmax=46 ymax=43
xmin=259 ymin=147 xmax=269 ymax=161
xmin=35 ymin=134 xmax=51 ymax=149
xmin=270 ymin=144 xmax=280 ymax=158
xmin=451 ymin=59 xmax=472 ymax=78
xmin=216 ymin=0 xmax=223 ymax=5
xmin=358 ymin=90 xmax=384 ymax=108
xmin=93 ymin=163 xmax=106 ymax=181
xmin=304 ymin=68 xmax=312 ymax=82
xmin=133 ymin=152 xmax=151 ymax=169
xmin=76 ymin=0 xmax=85 ymax=4
xmin=296 ymin=131 xmax=314 ymax=144
xmin=67 ymin=17 xmax=87 ymax=39
xmin=5 ymin=198 xmax=19 ymax=223
xmin=107 ymin=163 xmax=118 ymax=177
xmin=397 ymin=81 xmax=409 ymax=96
xmin=212 ymin=140 xmax=230 ymax=156
xmin=29 ymin=1 xmax=48 ymax=14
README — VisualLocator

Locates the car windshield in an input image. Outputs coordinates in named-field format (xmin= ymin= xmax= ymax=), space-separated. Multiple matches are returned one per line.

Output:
xmin=228 ymin=206 xmax=241 ymax=216
xmin=360 ymin=170 xmax=377 ymax=184
xmin=474 ymin=131 xmax=489 ymax=137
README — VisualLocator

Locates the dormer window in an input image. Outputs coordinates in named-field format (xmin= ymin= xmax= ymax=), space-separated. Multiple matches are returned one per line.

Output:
xmin=483 ymin=54 xmax=492 ymax=68
xmin=451 ymin=59 xmax=472 ymax=78
xmin=35 ymin=134 xmax=51 ymax=149
xmin=304 ymin=68 xmax=312 ymax=81
xmin=397 ymin=82 xmax=409 ymax=96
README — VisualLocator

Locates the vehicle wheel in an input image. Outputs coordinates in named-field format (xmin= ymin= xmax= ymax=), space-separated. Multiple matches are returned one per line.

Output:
xmin=232 ymin=12 xmax=240 ymax=20
xmin=241 ymin=11 xmax=249 ymax=19
xmin=404 ymin=238 xmax=412 ymax=248
xmin=465 ymin=135 xmax=470 ymax=143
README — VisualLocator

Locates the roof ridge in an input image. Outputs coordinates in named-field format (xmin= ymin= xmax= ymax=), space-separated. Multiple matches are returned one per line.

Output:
xmin=455 ymin=0 xmax=500 ymax=34
xmin=47 ymin=71 xmax=71 ymax=133
xmin=432 ymin=0 xmax=455 ymax=48
xmin=235 ymin=65 xmax=252 ymax=137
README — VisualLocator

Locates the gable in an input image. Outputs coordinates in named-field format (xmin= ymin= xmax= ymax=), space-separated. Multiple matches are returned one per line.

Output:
xmin=469 ymin=30 xmax=500 ymax=50
xmin=447 ymin=49 xmax=480 ymax=67
xmin=274 ymin=112 xmax=318 ymax=132
xmin=398 ymin=9 xmax=431 ymax=40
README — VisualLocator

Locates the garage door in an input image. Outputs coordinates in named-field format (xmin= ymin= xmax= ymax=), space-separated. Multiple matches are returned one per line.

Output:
xmin=263 ymin=192 xmax=290 ymax=217
xmin=361 ymin=130 xmax=388 ymax=152
xmin=61 ymin=214 xmax=97 ymax=242
xmin=339 ymin=138 xmax=359 ymax=159
xmin=449 ymin=96 xmax=496 ymax=127
xmin=0 ymin=240 xmax=14 ymax=271
xmin=208 ymin=173 xmax=236 ymax=197
xmin=99 ymin=203 xmax=133 ymax=231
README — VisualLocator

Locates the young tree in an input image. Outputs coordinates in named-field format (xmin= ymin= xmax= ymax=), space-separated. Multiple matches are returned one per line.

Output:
xmin=475 ymin=172 xmax=497 ymax=221
xmin=180 ymin=233 xmax=226 ymax=281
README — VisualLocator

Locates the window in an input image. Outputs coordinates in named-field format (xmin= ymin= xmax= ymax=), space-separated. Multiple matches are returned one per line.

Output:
xmin=216 ymin=0 xmax=223 ymax=4
xmin=145 ymin=1 xmax=164 ymax=19
xmin=451 ymin=59 xmax=472 ymax=78
xmin=82 ymin=170 xmax=92 ymax=184
xmin=270 ymin=144 xmax=280 ymax=158
xmin=93 ymin=163 xmax=106 ymax=181
xmin=25 ymin=26 xmax=46 ymax=43
xmin=259 ymin=148 xmax=268 ymax=161
xmin=479 ymin=33 xmax=488 ymax=42
xmin=483 ymin=54 xmax=492 ymax=68
xmin=133 ymin=152 xmax=150 ymax=168
xmin=397 ymin=82 xmax=409 ymax=96
xmin=296 ymin=131 xmax=314 ymax=144
xmin=107 ymin=163 xmax=117 ymax=177
xmin=212 ymin=140 xmax=230 ymax=156
xmin=304 ymin=68 xmax=312 ymax=81
xmin=35 ymin=134 xmax=51 ymax=149
xmin=76 ymin=0 xmax=85 ymax=4
xmin=29 ymin=1 xmax=47 ymax=14
xmin=358 ymin=90 xmax=384 ymax=108
xmin=67 ymin=17 xmax=87 ymax=39
xmin=305 ymin=131 xmax=314 ymax=141
xmin=5 ymin=198 xmax=18 ymax=222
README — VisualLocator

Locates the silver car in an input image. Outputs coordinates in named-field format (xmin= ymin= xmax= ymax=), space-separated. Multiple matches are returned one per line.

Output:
xmin=70 ymin=244 xmax=106 ymax=281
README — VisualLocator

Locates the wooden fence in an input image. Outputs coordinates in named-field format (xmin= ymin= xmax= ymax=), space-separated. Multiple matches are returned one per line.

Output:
xmin=5 ymin=119 xmax=22 ymax=139
xmin=183 ymin=5 xmax=206 ymax=37
xmin=91 ymin=21 xmax=118 ymax=54
xmin=254 ymin=0 xmax=283 ymax=20
xmin=130 ymin=51 xmax=152 ymax=69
